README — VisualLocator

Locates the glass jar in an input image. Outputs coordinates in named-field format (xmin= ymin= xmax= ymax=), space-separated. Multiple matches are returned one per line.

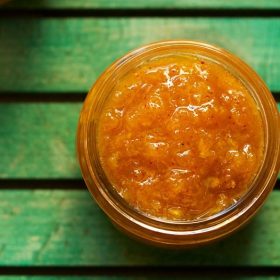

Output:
xmin=77 ymin=41 xmax=280 ymax=248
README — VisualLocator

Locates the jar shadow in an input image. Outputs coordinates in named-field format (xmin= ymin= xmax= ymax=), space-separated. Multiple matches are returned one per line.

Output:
xmin=95 ymin=206 xmax=268 ymax=267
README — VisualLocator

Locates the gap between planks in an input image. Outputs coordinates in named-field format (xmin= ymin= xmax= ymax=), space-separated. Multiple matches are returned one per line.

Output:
xmin=0 ymin=266 xmax=280 ymax=277
xmin=0 ymin=179 xmax=85 ymax=190
xmin=0 ymin=92 xmax=279 ymax=103
xmin=0 ymin=178 xmax=279 ymax=190
xmin=0 ymin=8 xmax=280 ymax=18
xmin=0 ymin=92 xmax=86 ymax=103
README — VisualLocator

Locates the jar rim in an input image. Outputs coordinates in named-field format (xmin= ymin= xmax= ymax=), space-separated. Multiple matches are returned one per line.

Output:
xmin=77 ymin=40 xmax=280 ymax=246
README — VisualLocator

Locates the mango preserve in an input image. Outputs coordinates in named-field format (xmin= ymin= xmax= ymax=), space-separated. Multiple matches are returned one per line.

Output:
xmin=77 ymin=41 xmax=279 ymax=247
xmin=97 ymin=55 xmax=264 ymax=221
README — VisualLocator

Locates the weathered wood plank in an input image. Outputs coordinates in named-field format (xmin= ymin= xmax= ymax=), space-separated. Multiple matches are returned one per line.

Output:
xmin=0 ymin=190 xmax=279 ymax=265
xmin=0 ymin=103 xmax=81 ymax=178
xmin=4 ymin=0 xmax=280 ymax=9
xmin=0 ymin=19 xmax=279 ymax=93
xmin=0 ymin=103 xmax=279 ymax=179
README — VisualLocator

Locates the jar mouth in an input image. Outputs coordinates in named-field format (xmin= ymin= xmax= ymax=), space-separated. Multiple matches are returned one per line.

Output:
xmin=78 ymin=40 xmax=279 ymax=242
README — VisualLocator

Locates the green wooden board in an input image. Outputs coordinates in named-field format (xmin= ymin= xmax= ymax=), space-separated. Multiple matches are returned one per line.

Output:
xmin=0 ymin=103 xmax=279 ymax=179
xmin=0 ymin=190 xmax=279 ymax=265
xmin=0 ymin=19 xmax=279 ymax=93
xmin=4 ymin=0 xmax=280 ymax=9
xmin=0 ymin=103 xmax=81 ymax=178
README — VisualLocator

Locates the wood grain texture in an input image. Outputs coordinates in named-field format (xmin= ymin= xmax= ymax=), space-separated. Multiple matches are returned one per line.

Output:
xmin=0 ymin=103 xmax=279 ymax=179
xmin=0 ymin=18 xmax=279 ymax=93
xmin=4 ymin=0 xmax=280 ymax=9
xmin=0 ymin=104 xmax=81 ymax=178
xmin=0 ymin=190 xmax=279 ymax=266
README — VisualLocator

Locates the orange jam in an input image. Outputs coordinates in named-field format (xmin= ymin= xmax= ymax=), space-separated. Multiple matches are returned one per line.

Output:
xmin=97 ymin=55 xmax=264 ymax=221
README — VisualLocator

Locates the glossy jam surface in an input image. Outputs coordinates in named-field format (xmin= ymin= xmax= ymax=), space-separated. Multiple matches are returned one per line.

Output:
xmin=97 ymin=55 xmax=264 ymax=221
